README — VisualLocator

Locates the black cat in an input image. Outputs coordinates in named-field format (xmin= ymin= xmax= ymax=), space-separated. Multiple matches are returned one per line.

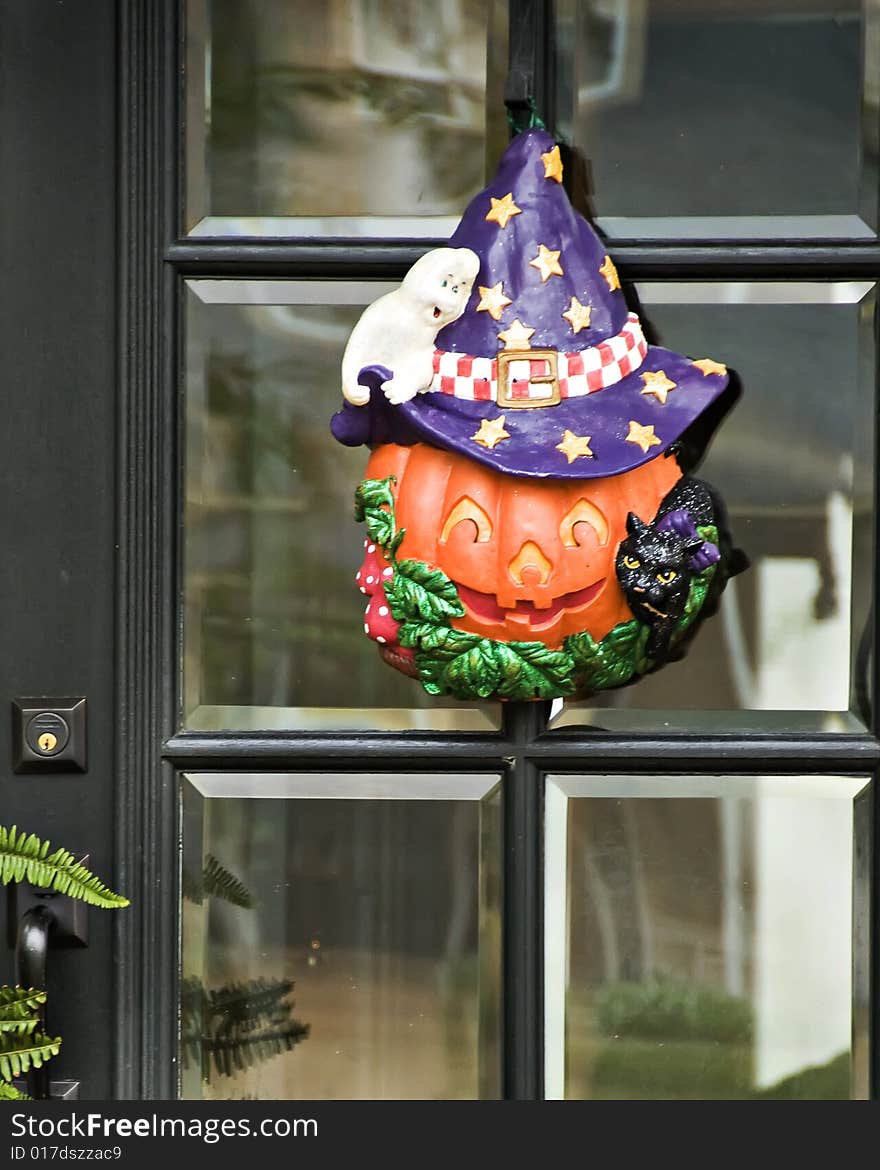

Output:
xmin=615 ymin=513 xmax=705 ymax=659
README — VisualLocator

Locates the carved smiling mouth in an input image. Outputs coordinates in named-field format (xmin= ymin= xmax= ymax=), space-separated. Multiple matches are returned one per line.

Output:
xmin=456 ymin=579 xmax=606 ymax=631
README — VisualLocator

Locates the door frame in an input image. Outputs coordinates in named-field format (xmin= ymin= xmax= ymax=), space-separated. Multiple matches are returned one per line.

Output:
xmin=115 ymin=0 xmax=880 ymax=1100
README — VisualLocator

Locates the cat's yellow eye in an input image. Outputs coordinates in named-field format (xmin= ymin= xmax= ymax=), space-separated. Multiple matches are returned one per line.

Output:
xmin=656 ymin=569 xmax=677 ymax=584
xmin=622 ymin=555 xmax=640 ymax=569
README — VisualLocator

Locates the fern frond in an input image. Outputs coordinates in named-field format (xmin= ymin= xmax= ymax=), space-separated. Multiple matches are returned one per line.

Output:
xmin=0 ymin=1033 xmax=61 ymax=1083
xmin=208 ymin=978 xmax=295 ymax=1031
xmin=201 ymin=856 xmax=254 ymax=908
xmin=210 ymin=1022 xmax=310 ymax=1078
xmin=180 ymin=977 xmax=308 ymax=1081
xmin=0 ymin=1018 xmax=38 ymax=1036
xmin=0 ymin=826 xmax=129 ymax=909
xmin=0 ymin=987 xmax=46 ymax=1019
xmin=0 ymin=1080 xmax=30 ymax=1100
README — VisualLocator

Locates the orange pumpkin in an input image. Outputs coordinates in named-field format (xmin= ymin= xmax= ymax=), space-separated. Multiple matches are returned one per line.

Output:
xmin=365 ymin=442 xmax=682 ymax=651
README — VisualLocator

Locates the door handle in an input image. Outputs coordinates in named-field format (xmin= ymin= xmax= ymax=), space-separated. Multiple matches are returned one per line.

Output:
xmin=9 ymin=875 xmax=88 ymax=1101
xmin=15 ymin=905 xmax=53 ymax=1099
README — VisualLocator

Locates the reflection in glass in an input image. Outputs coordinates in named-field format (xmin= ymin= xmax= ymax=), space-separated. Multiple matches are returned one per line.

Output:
xmin=553 ymin=281 xmax=876 ymax=733
xmin=181 ymin=773 xmax=502 ymax=1100
xmin=554 ymin=0 xmax=877 ymax=238
xmin=545 ymin=775 xmax=871 ymax=1100
xmin=183 ymin=280 xmax=499 ymax=730
xmin=186 ymin=0 xmax=507 ymax=236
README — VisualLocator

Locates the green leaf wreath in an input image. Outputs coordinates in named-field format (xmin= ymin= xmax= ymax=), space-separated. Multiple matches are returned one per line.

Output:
xmin=355 ymin=476 xmax=718 ymax=702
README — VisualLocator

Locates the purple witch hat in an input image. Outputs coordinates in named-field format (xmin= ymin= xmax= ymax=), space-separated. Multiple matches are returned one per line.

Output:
xmin=332 ymin=129 xmax=730 ymax=479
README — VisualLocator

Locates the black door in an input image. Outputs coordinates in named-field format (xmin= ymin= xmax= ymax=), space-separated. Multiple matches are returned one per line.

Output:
xmin=2 ymin=0 xmax=877 ymax=1101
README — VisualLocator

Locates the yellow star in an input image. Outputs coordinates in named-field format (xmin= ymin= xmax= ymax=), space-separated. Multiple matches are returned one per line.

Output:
xmin=556 ymin=429 xmax=594 ymax=463
xmin=472 ymin=415 xmax=510 ymax=451
xmin=497 ymin=319 xmax=536 ymax=351
xmin=529 ymin=244 xmax=564 ymax=283
xmin=562 ymin=296 xmax=592 ymax=334
xmin=541 ymin=144 xmax=564 ymax=184
xmin=475 ymin=281 xmax=513 ymax=322
xmin=599 ymin=254 xmax=621 ymax=292
xmin=692 ymin=358 xmax=728 ymax=377
xmin=640 ymin=370 xmax=678 ymax=405
xmin=485 ymin=192 xmax=522 ymax=229
xmin=625 ymin=420 xmax=662 ymax=454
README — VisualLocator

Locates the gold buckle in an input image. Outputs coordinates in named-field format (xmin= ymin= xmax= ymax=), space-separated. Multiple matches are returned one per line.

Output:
xmin=496 ymin=348 xmax=560 ymax=409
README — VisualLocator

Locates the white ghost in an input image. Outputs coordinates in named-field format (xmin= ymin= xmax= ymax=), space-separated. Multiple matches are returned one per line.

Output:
xmin=341 ymin=246 xmax=480 ymax=406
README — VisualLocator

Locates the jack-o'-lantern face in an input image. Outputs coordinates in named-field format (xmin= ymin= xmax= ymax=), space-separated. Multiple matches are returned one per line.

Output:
xmin=364 ymin=443 xmax=682 ymax=648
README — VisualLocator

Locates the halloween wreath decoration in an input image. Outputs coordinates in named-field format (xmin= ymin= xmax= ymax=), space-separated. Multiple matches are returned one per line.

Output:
xmin=331 ymin=130 xmax=744 ymax=703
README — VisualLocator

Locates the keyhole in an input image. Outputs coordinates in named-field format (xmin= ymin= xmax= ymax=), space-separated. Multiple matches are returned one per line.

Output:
xmin=38 ymin=732 xmax=57 ymax=753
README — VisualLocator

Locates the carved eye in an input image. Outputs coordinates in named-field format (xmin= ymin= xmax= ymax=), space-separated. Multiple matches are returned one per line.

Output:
xmin=656 ymin=569 xmax=677 ymax=584
xmin=440 ymin=496 xmax=493 ymax=544
xmin=441 ymin=279 xmax=449 ymax=287
xmin=622 ymin=555 xmax=641 ymax=570
xmin=559 ymin=498 xmax=609 ymax=548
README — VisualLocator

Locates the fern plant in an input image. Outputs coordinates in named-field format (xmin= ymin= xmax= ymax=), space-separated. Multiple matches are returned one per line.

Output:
xmin=182 ymin=854 xmax=254 ymax=909
xmin=0 ymin=825 xmax=129 ymax=1100
xmin=181 ymin=976 xmax=309 ymax=1083
xmin=0 ymin=826 xmax=129 ymax=910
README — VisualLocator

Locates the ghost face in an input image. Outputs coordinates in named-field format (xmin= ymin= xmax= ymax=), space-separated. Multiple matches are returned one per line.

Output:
xmin=402 ymin=247 xmax=480 ymax=329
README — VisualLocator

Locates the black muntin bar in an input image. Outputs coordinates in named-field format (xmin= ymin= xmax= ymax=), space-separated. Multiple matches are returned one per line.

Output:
xmin=501 ymin=702 xmax=550 ymax=1099
xmin=165 ymin=239 xmax=880 ymax=280
xmin=162 ymin=731 xmax=880 ymax=772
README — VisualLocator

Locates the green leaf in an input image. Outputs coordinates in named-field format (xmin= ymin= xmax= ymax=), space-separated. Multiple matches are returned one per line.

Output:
xmin=410 ymin=624 xmax=480 ymax=657
xmin=0 ymin=1033 xmax=60 ymax=1084
xmin=396 ymin=620 xmax=439 ymax=649
xmin=353 ymin=476 xmax=395 ymax=520
xmin=494 ymin=641 xmax=575 ymax=700
xmin=671 ymin=563 xmax=718 ymax=645
xmin=0 ymin=988 xmax=46 ymax=1021
xmin=0 ymin=826 xmax=129 ymax=909
xmin=0 ymin=1018 xmax=37 ymax=1036
xmin=566 ymin=629 xmax=600 ymax=671
xmin=385 ymin=559 xmax=465 ymax=624
xmin=354 ymin=477 xmax=404 ymax=558
xmin=566 ymin=619 xmax=652 ymax=691
xmin=415 ymin=631 xmax=575 ymax=701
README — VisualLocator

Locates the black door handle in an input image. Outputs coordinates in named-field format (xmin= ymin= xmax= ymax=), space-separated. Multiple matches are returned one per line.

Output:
xmin=15 ymin=905 xmax=53 ymax=1099
xmin=9 ymin=875 xmax=88 ymax=1101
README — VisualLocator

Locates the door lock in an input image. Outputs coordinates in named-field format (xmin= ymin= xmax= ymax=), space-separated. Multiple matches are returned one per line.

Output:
xmin=12 ymin=698 xmax=86 ymax=773
xmin=26 ymin=711 xmax=70 ymax=757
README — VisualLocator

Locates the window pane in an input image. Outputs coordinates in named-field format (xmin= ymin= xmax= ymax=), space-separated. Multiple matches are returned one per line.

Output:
xmin=181 ymin=772 xmax=502 ymax=1100
xmin=545 ymin=774 xmax=871 ymax=1100
xmin=555 ymin=0 xmax=878 ymax=239
xmin=185 ymin=0 xmax=508 ymax=236
xmin=183 ymin=280 xmax=500 ymax=730
xmin=552 ymin=281 xmax=875 ymax=734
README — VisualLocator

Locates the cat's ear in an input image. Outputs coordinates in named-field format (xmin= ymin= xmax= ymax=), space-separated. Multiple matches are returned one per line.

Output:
xmin=626 ymin=512 xmax=649 ymax=537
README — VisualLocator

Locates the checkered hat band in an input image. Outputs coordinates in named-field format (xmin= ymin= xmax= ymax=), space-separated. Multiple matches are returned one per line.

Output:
xmin=431 ymin=313 xmax=647 ymax=401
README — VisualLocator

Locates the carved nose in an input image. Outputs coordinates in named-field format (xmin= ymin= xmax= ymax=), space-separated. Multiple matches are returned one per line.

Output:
xmin=508 ymin=541 xmax=552 ymax=587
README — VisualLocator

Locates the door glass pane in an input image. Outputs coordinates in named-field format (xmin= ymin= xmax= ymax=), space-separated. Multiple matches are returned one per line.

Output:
xmin=181 ymin=772 xmax=502 ymax=1100
xmin=552 ymin=280 xmax=875 ymax=734
xmin=555 ymin=0 xmax=879 ymax=239
xmin=183 ymin=279 xmax=499 ymax=730
xmin=545 ymin=774 xmax=871 ymax=1100
xmin=185 ymin=0 xmax=508 ymax=236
